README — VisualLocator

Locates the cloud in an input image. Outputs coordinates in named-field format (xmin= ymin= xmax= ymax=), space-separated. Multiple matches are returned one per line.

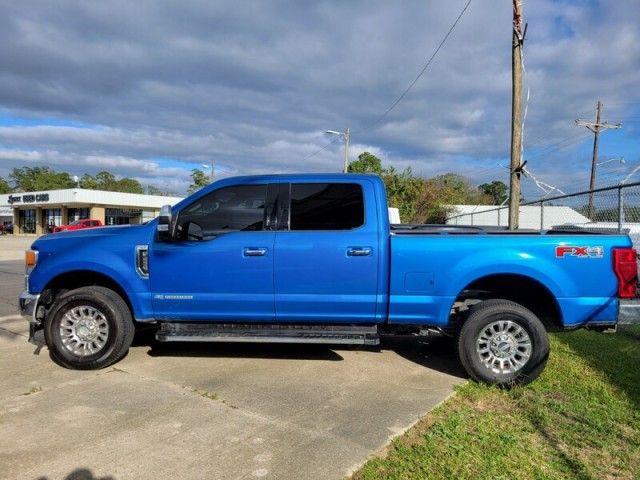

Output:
xmin=0 ymin=0 xmax=638 ymax=197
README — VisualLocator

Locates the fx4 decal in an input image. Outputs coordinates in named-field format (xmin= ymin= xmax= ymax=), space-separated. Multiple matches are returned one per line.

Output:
xmin=555 ymin=246 xmax=604 ymax=258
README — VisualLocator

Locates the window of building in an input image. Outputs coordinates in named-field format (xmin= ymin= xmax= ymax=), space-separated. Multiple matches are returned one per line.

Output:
xmin=68 ymin=208 xmax=90 ymax=222
xmin=19 ymin=209 xmax=36 ymax=234
xmin=177 ymin=185 xmax=266 ymax=240
xmin=290 ymin=183 xmax=364 ymax=231
xmin=43 ymin=208 xmax=62 ymax=233
xmin=105 ymin=208 xmax=142 ymax=226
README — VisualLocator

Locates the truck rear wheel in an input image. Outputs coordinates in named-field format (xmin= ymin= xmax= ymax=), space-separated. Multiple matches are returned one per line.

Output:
xmin=45 ymin=286 xmax=135 ymax=370
xmin=458 ymin=299 xmax=549 ymax=386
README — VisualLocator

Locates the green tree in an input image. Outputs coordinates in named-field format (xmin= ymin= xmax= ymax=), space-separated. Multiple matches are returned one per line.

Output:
xmin=80 ymin=171 xmax=144 ymax=193
xmin=187 ymin=169 xmax=211 ymax=194
xmin=79 ymin=173 xmax=98 ymax=189
xmin=113 ymin=177 xmax=145 ymax=194
xmin=348 ymin=152 xmax=423 ymax=222
xmin=0 ymin=176 xmax=12 ymax=194
xmin=479 ymin=180 xmax=508 ymax=205
xmin=9 ymin=167 xmax=74 ymax=191
xmin=382 ymin=166 xmax=424 ymax=222
xmin=348 ymin=152 xmax=502 ymax=224
xmin=147 ymin=185 xmax=178 ymax=196
xmin=347 ymin=152 xmax=385 ymax=175
xmin=410 ymin=173 xmax=493 ymax=223
xmin=430 ymin=173 xmax=489 ymax=205
xmin=95 ymin=171 xmax=118 ymax=189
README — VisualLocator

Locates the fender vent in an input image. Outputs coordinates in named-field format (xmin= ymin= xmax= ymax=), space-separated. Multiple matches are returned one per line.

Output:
xmin=135 ymin=245 xmax=149 ymax=278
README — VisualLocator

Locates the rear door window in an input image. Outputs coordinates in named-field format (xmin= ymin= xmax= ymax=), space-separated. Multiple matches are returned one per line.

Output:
xmin=289 ymin=183 xmax=364 ymax=231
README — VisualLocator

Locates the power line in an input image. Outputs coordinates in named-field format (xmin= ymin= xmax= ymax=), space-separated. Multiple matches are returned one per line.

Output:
xmin=360 ymin=0 xmax=473 ymax=133
xmin=524 ymin=127 xmax=588 ymax=149
xmin=458 ymin=164 xmax=507 ymax=179
xmin=305 ymin=0 xmax=473 ymax=162
xmin=523 ymin=132 xmax=591 ymax=162
xmin=300 ymin=134 xmax=341 ymax=161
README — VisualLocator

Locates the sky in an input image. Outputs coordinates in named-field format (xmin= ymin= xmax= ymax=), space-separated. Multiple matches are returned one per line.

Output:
xmin=0 ymin=0 xmax=639 ymax=198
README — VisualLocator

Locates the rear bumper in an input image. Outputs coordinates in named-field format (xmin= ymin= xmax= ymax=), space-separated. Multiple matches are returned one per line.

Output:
xmin=618 ymin=299 xmax=640 ymax=325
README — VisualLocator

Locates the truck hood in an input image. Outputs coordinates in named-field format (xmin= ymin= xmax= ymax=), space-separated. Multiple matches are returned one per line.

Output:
xmin=31 ymin=223 xmax=155 ymax=252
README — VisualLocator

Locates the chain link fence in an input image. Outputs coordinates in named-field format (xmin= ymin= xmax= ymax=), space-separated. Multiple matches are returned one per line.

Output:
xmin=445 ymin=182 xmax=640 ymax=244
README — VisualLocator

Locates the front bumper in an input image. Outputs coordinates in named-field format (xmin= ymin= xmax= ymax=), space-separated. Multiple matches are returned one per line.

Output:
xmin=19 ymin=291 xmax=41 ymax=325
xmin=19 ymin=291 xmax=43 ymax=345
xmin=618 ymin=299 xmax=640 ymax=325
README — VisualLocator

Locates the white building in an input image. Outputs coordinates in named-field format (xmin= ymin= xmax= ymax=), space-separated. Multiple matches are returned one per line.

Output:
xmin=446 ymin=205 xmax=591 ymax=230
xmin=0 ymin=205 xmax=12 ymax=226
xmin=2 ymin=189 xmax=183 ymax=235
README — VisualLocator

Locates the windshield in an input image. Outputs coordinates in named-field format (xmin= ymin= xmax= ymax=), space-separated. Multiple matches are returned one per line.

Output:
xmin=68 ymin=220 xmax=81 ymax=226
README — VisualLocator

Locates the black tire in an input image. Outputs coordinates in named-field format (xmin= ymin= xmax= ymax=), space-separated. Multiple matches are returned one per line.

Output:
xmin=45 ymin=286 xmax=135 ymax=370
xmin=458 ymin=299 xmax=549 ymax=386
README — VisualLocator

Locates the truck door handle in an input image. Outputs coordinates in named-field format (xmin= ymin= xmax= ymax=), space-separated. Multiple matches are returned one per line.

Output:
xmin=244 ymin=247 xmax=268 ymax=257
xmin=347 ymin=247 xmax=372 ymax=257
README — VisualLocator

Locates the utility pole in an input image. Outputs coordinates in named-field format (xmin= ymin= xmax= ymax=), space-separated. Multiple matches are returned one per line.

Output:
xmin=576 ymin=101 xmax=621 ymax=219
xmin=508 ymin=0 xmax=526 ymax=230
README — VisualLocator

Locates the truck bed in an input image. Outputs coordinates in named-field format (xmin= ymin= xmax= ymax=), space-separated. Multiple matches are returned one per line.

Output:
xmin=388 ymin=227 xmax=630 ymax=328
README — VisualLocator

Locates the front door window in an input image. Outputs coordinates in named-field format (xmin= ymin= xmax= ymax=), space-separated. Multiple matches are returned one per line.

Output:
xmin=176 ymin=185 xmax=267 ymax=241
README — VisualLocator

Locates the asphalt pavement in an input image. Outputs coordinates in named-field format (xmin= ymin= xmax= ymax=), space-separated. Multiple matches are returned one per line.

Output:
xmin=0 ymin=235 xmax=465 ymax=480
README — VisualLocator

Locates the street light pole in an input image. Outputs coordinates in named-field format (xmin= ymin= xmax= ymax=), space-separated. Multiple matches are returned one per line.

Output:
xmin=342 ymin=128 xmax=350 ymax=173
xmin=202 ymin=162 xmax=214 ymax=181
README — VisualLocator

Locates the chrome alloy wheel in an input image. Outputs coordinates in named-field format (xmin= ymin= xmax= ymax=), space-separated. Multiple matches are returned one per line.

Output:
xmin=59 ymin=305 xmax=110 ymax=357
xmin=475 ymin=320 xmax=532 ymax=374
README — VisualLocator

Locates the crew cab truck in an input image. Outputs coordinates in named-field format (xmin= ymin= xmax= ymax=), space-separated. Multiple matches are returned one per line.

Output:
xmin=19 ymin=174 xmax=640 ymax=385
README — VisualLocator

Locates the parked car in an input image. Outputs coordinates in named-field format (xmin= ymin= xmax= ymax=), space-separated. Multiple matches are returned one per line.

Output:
xmin=53 ymin=219 xmax=103 ymax=233
xmin=19 ymin=174 xmax=639 ymax=385
xmin=0 ymin=223 xmax=13 ymax=235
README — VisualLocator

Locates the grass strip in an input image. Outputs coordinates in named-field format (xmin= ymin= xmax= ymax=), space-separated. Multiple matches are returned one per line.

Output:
xmin=353 ymin=327 xmax=640 ymax=480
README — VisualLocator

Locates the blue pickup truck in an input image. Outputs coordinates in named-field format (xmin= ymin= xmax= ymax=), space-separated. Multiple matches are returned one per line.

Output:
xmin=19 ymin=174 xmax=639 ymax=385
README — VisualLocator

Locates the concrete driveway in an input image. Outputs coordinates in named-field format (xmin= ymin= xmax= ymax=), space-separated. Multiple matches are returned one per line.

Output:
xmin=0 ymin=235 xmax=465 ymax=480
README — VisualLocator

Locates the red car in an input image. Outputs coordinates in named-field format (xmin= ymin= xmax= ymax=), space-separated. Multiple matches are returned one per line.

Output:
xmin=53 ymin=219 xmax=103 ymax=233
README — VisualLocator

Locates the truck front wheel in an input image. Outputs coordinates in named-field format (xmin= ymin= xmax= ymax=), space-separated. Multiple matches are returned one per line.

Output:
xmin=458 ymin=299 xmax=549 ymax=386
xmin=45 ymin=286 xmax=135 ymax=370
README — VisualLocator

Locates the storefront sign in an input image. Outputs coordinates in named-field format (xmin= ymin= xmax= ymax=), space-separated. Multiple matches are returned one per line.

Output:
xmin=7 ymin=193 xmax=50 ymax=204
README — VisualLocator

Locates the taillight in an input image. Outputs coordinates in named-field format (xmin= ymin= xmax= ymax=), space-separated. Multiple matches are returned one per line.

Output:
xmin=613 ymin=248 xmax=638 ymax=299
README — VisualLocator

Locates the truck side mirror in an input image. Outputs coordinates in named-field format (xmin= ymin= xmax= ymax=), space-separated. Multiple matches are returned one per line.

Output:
xmin=157 ymin=205 xmax=173 ymax=241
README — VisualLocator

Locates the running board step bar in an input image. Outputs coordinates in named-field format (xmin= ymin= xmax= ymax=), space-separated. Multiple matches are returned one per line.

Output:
xmin=156 ymin=323 xmax=380 ymax=345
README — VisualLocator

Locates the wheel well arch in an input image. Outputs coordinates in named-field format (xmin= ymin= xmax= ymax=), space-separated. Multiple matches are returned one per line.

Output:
xmin=451 ymin=273 xmax=563 ymax=330
xmin=42 ymin=270 xmax=134 ymax=318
